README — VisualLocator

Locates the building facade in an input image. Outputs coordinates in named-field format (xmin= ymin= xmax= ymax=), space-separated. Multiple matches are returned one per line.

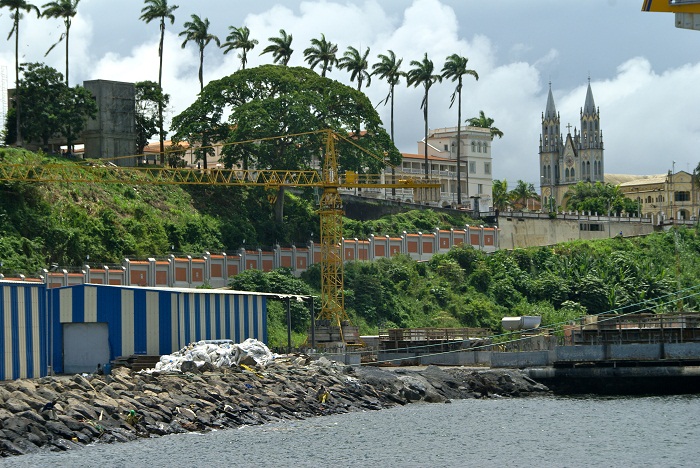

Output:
xmin=386 ymin=126 xmax=494 ymax=210
xmin=619 ymin=170 xmax=699 ymax=221
xmin=540 ymin=81 xmax=604 ymax=209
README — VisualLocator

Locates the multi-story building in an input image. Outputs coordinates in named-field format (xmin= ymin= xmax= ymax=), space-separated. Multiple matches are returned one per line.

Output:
xmin=539 ymin=80 xmax=604 ymax=209
xmin=618 ymin=170 xmax=699 ymax=221
xmin=388 ymin=126 xmax=494 ymax=210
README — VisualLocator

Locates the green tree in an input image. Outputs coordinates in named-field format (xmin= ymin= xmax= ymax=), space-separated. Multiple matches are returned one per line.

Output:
xmin=260 ymin=28 xmax=293 ymax=66
xmin=179 ymin=14 xmax=219 ymax=170
xmin=170 ymin=65 xmax=400 ymax=222
xmin=179 ymin=14 xmax=220 ymax=92
xmin=303 ymin=33 xmax=337 ymax=77
xmin=1 ymin=0 xmax=41 ymax=146
xmin=222 ymin=25 xmax=258 ymax=70
xmin=17 ymin=62 xmax=96 ymax=146
xmin=135 ymin=80 xmax=170 ymax=155
xmin=509 ymin=180 xmax=539 ymax=211
xmin=467 ymin=110 xmax=503 ymax=139
xmin=42 ymin=0 xmax=79 ymax=86
xmin=140 ymin=0 xmax=178 ymax=163
xmin=338 ymin=45 xmax=371 ymax=92
xmin=563 ymin=181 xmax=626 ymax=215
xmin=371 ymin=50 xmax=403 ymax=196
xmin=406 ymin=53 xmax=442 ymax=179
xmin=441 ymin=54 xmax=478 ymax=204
xmin=492 ymin=179 xmax=509 ymax=211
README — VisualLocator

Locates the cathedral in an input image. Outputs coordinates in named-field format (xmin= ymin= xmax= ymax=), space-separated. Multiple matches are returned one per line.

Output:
xmin=539 ymin=80 xmax=604 ymax=210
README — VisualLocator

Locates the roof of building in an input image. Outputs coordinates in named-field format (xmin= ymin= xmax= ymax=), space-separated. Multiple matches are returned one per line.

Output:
xmin=544 ymin=84 xmax=557 ymax=120
xmin=607 ymin=174 xmax=666 ymax=186
xmin=583 ymin=81 xmax=596 ymax=115
xmin=143 ymin=140 xmax=191 ymax=153
xmin=401 ymin=152 xmax=451 ymax=162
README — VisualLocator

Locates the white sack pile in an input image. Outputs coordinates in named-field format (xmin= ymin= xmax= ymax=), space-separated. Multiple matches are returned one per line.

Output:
xmin=151 ymin=338 xmax=278 ymax=373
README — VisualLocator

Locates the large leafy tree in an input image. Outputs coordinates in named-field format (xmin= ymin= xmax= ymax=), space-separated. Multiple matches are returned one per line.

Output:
xmin=222 ymin=25 xmax=258 ymax=70
xmin=303 ymin=33 xmax=337 ymax=77
xmin=442 ymin=54 xmax=478 ymax=205
xmin=406 ymin=53 xmax=442 ymax=179
xmin=371 ymin=50 xmax=402 ymax=195
xmin=170 ymin=65 xmax=401 ymax=222
xmin=260 ymin=28 xmax=293 ymax=66
xmin=1 ymin=0 xmax=41 ymax=146
xmin=467 ymin=110 xmax=503 ymax=139
xmin=135 ymin=80 xmax=170 ymax=155
xmin=338 ymin=45 xmax=371 ymax=92
xmin=42 ymin=0 xmax=79 ymax=86
xmin=563 ymin=181 xmax=628 ymax=215
xmin=16 ymin=62 xmax=96 ymax=146
xmin=140 ymin=0 xmax=178 ymax=163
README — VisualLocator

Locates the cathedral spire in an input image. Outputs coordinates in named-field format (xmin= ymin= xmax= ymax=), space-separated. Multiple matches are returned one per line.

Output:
xmin=544 ymin=82 xmax=557 ymax=120
xmin=583 ymin=79 xmax=596 ymax=116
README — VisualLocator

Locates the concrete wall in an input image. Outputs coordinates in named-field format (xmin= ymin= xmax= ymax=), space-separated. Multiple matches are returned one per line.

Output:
xmin=490 ymin=351 xmax=552 ymax=368
xmin=83 ymin=80 xmax=136 ymax=165
xmin=497 ymin=213 xmax=655 ymax=249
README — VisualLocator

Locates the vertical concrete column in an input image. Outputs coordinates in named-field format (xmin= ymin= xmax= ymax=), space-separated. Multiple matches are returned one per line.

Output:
xmin=84 ymin=265 xmax=91 ymax=283
xmin=402 ymin=231 xmax=408 ymax=255
xmin=203 ymin=251 xmax=211 ymax=283
xmin=274 ymin=244 xmax=281 ymax=269
xmin=291 ymin=246 xmax=297 ymax=272
xmin=257 ymin=248 xmax=263 ymax=270
xmin=239 ymin=248 xmax=247 ymax=271
xmin=369 ymin=234 xmax=375 ymax=261
xmin=479 ymin=225 xmax=485 ymax=250
xmin=148 ymin=258 xmax=156 ymax=286
xmin=168 ymin=255 xmax=175 ymax=287
xmin=103 ymin=266 xmax=110 ymax=285
xmin=222 ymin=252 xmax=228 ymax=280
xmin=465 ymin=224 xmax=471 ymax=247
xmin=433 ymin=227 xmax=440 ymax=253
xmin=187 ymin=255 xmax=193 ymax=286
xmin=494 ymin=227 xmax=500 ymax=250
xmin=123 ymin=259 xmax=131 ymax=286
xmin=354 ymin=238 xmax=359 ymax=261
xmin=418 ymin=232 xmax=423 ymax=260
xmin=385 ymin=235 xmax=391 ymax=258
xmin=449 ymin=228 xmax=455 ymax=248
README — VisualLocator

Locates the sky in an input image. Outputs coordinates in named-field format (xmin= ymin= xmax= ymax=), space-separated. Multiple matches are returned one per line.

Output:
xmin=1 ymin=0 xmax=699 ymax=190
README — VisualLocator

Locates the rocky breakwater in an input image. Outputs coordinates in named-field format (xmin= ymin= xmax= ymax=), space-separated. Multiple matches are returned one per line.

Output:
xmin=0 ymin=353 xmax=548 ymax=457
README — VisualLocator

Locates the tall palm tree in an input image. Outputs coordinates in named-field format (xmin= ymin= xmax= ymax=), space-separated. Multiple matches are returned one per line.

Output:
xmin=1 ymin=0 xmax=41 ymax=146
xmin=510 ymin=180 xmax=539 ymax=211
xmin=179 ymin=14 xmax=220 ymax=93
xmin=222 ymin=25 xmax=258 ymax=70
xmin=491 ymin=179 xmax=509 ymax=212
xmin=179 ymin=14 xmax=219 ymax=170
xmin=42 ymin=0 xmax=78 ymax=86
xmin=303 ymin=33 xmax=337 ymax=77
xmin=338 ymin=45 xmax=371 ymax=92
xmin=467 ymin=110 xmax=503 ymax=139
xmin=442 ymin=54 xmax=478 ymax=205
xmin=371 ymin=50 xmax=403 ymax=196
xmin=406 ymin=53 xmax=442 ymax=179
xmin=260 ymin=28 xmax=293 ymax=66
xmin=140 ymin=0 xmax=178 ymax=163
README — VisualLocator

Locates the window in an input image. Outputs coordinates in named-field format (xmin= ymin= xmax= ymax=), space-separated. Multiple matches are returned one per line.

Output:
xmin=484 ymin=162 xmax=491 ymax=175
xmin=477 ymin=184 xmax=483 ymax=194
xmin=443 ymin=144 xmax=448 ymax=151
xmin=471 ymin=142 xmax=475 ymax=152
xmin=469 ymin=161 xmax=476 ymax=174
xmin=675 ymin=191 xmax=690 ymax=202
xmin=483 ymin=143 xmax=488 ymax=153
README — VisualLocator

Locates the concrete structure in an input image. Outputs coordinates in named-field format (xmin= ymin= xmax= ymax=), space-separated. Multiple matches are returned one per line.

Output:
xmin=618 ymin=170 xmax=699 ymax=221
xmin=0 ymin=280 xmax=269 ymax=380
xmin=83 ymin=80 xmax=136 ymax=166
xmin=539 ymin=80 xmax=604 ymax=210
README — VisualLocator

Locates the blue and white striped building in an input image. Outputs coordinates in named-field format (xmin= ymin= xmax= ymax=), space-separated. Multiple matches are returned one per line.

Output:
xmin=0 ymin=281 xmax=270 ymax=380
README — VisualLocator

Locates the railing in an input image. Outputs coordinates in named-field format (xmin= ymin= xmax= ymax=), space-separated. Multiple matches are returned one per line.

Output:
xmin=379 ymin=327 xmax=491 ymax=342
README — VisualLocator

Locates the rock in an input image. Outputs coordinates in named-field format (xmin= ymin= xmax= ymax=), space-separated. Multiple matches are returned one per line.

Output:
xmin=4 ymin=398 xmax=31 ymax=413
xmin=180 ymin=361 xmax=199 ymax=374
xmin=45 ymin=420 xmax=75 ymax=439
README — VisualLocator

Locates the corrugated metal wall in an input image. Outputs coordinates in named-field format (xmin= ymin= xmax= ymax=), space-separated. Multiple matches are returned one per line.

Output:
xmin=0 ymin=281 xmax=267 ymax=380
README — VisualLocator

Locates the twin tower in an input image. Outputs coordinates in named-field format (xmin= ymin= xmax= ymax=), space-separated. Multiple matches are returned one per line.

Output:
xmin=539 ymin=80 xmax=604 ymax=209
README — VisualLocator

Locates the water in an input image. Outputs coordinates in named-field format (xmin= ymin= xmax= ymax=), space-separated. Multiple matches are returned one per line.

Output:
xmin=5 ymin=395 xmax=700 ymax=468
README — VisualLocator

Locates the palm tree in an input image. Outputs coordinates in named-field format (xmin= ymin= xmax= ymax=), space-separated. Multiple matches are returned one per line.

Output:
xmin=42 ymin=0 xmax=78 ymax=86
xmin=491 ymin=179 xmax=509 ymax=212
xmin=510 ymin=180 xmax=539 ymax=211
xmin=260 ymin=28 xmax=293 ymax=66
xmin=179 ymin=14 xmax=219 ymax=170
xmin=406 ymin=53 xmax=442 ymax=179
xmin=338 ymin=45 xmax=371 ymax=92
xmin=371 ymin=50 xmax=403 ymax=196
xmin=467 ymin=110 xmax=504 ymax=139
xmin=179 ymin=14 xmax=220 ymax=92
xmin=303 ymin=33 xmax=338 ymax=77
xmin=222 ymin=25 xmax=258 ymax=70
xmin=140 ymin=0 xmax=178 ymax=163
xmin=441 ymin=54 xmax=478 ymax=205
xmin=1 ymin=0 xmax=41 ymax=146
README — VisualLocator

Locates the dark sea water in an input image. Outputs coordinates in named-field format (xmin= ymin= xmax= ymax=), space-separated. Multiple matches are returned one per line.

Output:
xmin=4 ymin=395 xmax=700 ymax=468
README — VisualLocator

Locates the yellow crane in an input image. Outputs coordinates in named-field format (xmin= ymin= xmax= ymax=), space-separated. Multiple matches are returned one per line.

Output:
xmin=0 ymin=129 xmax=440 ymax=344
xmin=642 ymin=0 xmax=700 ymax=30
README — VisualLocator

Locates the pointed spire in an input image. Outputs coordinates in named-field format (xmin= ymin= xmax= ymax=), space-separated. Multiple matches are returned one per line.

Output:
xmin=583 ymin=79 xmax=596 ymax=116
xmin=544 ymin=82 xmax=557 ymax=120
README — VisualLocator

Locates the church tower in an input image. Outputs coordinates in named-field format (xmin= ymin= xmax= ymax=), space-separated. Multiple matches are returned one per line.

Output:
xmin=539 ymin=80 xmax=604 ymax=210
